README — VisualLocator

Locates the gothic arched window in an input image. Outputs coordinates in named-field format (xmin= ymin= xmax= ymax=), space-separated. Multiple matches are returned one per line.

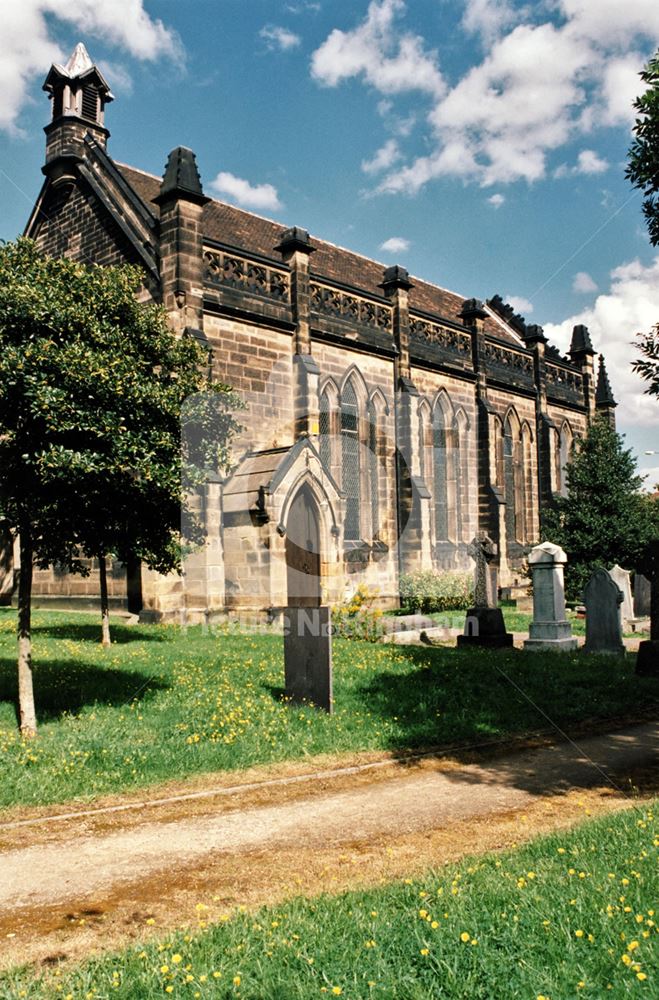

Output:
xmin=504 ymin=410 xmax=526 ymax=547
xmin=341 ymin=380 xmax=361 ymax=540
xmin=558 ymin=421 xmax=573 ymax=497
xmin=433 ymin=405 xmax=449 ymax=542
xmin=454 ymin=409 xmax=470 ymax=542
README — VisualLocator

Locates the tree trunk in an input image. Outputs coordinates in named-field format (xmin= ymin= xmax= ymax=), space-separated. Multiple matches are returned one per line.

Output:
xmin=17 ymin=529 xmax=37 ymax=737
xmin=99 ymin=554 xmax=111 ymax=647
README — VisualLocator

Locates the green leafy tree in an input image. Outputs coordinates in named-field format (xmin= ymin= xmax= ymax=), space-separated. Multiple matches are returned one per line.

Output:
xmin=0 ymin=238 xmax=240 ymax=735
xmin=628 ymin=50 xmax=659 ymax=397
xmin=543 ymin=417 xmax=656 ymax=602
xmin=627 ymin=48 xmax=659 ymax=246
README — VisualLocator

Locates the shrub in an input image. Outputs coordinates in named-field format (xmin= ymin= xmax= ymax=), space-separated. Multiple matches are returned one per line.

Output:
xmin=331 ymin=584 xmax=384 ymax=641
xmin=400 ymin=570 xmax=473 ymax=613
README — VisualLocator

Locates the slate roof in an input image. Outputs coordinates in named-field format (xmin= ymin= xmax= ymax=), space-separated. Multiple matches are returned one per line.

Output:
xmin=117 ymin=163 xmax=522 ymax=346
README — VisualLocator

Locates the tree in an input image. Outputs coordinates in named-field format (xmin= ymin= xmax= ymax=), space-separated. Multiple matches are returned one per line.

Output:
xmin=542 ymin=417 xmax=656 ymax=602
xmin=0 ymin=238 xmax=239 ymax=735
xmin=628 ymin=50 xmax=659 ymax=397
xmin=627 ymin=49 xmax=659 ymax=247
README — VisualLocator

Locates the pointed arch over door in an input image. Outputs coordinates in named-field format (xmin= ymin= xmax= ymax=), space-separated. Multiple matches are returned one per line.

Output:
xmin=285 ymin=485 xmax=321 ymax=607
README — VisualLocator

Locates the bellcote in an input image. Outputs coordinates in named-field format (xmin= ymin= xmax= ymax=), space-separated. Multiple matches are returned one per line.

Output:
xmin=43 ymin=43 xmax=113 ymax=129
xmin=42 ymin=43 xmax=114 ymax=183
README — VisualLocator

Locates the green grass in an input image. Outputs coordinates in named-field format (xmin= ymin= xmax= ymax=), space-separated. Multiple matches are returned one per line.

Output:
xmin=1 ymin=609 xmax=657 ymax=810
xmin=2 ymin=801 xmax=656 ymax=998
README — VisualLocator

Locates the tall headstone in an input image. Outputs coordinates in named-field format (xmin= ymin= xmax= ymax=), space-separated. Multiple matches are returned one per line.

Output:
xmin=584 ymin=568 xmax=624 ymax=655
xmin=635 ymin=540 xmax=659 ymax=677
xmin=457 ymin=533 xmax=513 ymax=648
xmin=523 ymin=542 xmax=577 ymax=652
xmin=608 ymin=565 xmax=633 ymax=627
xmin=283 ymin=606 xmax=333 ymax=712
xmin=634 ymin=574 xmax=651 ymax=618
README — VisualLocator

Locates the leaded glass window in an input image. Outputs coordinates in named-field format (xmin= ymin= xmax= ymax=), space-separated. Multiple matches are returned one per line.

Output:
xmin=319 ymin=392 xmax=331 ymax=471
xmin=368 ymin=402 xmax=379 ymax=538
xmin=433 ymin=420 xmax=448 ymax=542
xmin=341 ymin=382 xmax=361 ymax=540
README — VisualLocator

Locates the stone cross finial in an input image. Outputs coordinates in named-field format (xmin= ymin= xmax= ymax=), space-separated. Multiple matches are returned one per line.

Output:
xmin=468 ymin=532 xmax=497 ymax=608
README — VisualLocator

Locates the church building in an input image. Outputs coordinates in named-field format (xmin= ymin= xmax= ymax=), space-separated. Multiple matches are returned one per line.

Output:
xmin=13 ymin=45 xmax=618 ymax=620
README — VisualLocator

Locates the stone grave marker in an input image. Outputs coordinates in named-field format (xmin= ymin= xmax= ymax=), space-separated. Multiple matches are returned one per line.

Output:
xmin=584 ymin=568 xmax=624 ymax=655
xmin=634 ymin=574 xmax=651 ymax=618
xmin=608 ymin=565 xmax=633 ymax=628
xmin=283 ymin=606 xmax=333 ymax=712
xmin=523 ymin=542 xmax=577 ymax=652
xmin=635 ymin=540 xmax=659 ymax=676
xmin=457 ymin=533 xmax=513 ymax=648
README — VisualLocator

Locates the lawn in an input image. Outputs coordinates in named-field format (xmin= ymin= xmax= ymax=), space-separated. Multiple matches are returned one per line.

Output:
xmin=0 ymin=609 xmax=657 ymax=810
xmin=1 ymin=800 xmax=656 ymax=998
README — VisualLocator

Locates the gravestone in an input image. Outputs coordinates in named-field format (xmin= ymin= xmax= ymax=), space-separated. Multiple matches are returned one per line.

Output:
xmin=457 ymin=533 xmax=513 ymax=648
xmin=283 ymin=606 xmax=333 ymax=712
xmin=523 ymin=542 xmax=577 ymax=652
xmin=608 ymin=565 xmax=633 ymax=628
xmin=583 ymin=568 xmax=624 ymax=655
xmin=634 ymin=574 xmax=651 ymax=618
xmin=635 ymin=540 xmax=659 ymax=677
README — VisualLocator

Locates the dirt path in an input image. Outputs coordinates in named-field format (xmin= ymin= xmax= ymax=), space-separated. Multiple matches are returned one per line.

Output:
xmin=1 ymin=722 xmax=657 ymax=972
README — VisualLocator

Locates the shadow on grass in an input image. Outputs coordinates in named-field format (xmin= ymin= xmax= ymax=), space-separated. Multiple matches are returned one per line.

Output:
xmin=0 ymin=657 xmax=169 ymax=723
xmin=354 ymin=643 xmax=659 ymax=798
xmin=30 ymin=622 xmax=169 ymax=644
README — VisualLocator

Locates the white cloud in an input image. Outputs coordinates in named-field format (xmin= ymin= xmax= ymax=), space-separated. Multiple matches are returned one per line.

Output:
xmin=461 ymin=0 xmax=516 ymax=45
xmin=576 ymin=149 xmax=609 ymax=174
xmin=379 ymin=236 xmax=410 ymax=253
xmin=259 ymin=25 xmax=301 ymax=52
xmin=312 ymin=0 xmax=659 ymax=192
xmin=361 ymin=138 xmax=401 ymax=174
xmin=0 ymin=0 xmax=181 ymax=133
xmin=572 ymin=271 xmax=598 ymax=293
xmin=505 ymin=295 xmax=534 ymax=315
xmin=599 ymin=53 xmax=646 ymax=126
xmin=487 ymin=193 xmax=505 ymax=208
xmin=544 ymin=255 xmax=659 ymax=428
xmin=209 ymin=171 xmax=283 ymax=212
xmin=310 ymin=0 xmax=444 ymax=97
xmin=639 ymin=465 xmax=659 ymax=491
xmin=554 ymin=149 xmax=609 ymax=178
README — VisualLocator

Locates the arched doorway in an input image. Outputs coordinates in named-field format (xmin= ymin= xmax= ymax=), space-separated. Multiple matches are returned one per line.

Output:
xmin=285 ymin=486 xmax=321 ymax=607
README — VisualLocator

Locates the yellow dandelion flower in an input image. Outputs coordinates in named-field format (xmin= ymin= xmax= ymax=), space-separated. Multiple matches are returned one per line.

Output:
xmin=160 ymin=965 xmax=169 ymax=973
xmin=420 ymin=948 xmax=429 ymax=956
xmin=172 ymin=954 xmax=183 ymax=964
xmin=637 ymin=972 xmax=647 ymax=981
xmin=622 ymin=954 xmax=633 ymax=966
xmin=233 ymin=976 xmax=241 ymax=986
xmin=628 ymin=941 xmax=639 ymax=952
xmin=332 ymin=989 xmax=343 ymax=996
xmin=460 ymin=932 xmax=470 ymax=942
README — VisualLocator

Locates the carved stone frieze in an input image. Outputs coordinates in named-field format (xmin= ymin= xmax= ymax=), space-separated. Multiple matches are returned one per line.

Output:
xmin=310 ymin=281 xmax=392 ymax=333
xmin=482 ymin=341 xmax=534 ymax=376
xmin=409 ymin=316 xmax=472 ymax=356
xmin=203 ymin=247 xmax=290 ymax=303
xmin=546 ymin=362 xmax=584 ymax=397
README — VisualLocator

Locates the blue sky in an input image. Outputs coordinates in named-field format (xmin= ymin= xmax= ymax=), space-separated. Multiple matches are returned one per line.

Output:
xmin=1 ymin=0 xmax=659 ymax=483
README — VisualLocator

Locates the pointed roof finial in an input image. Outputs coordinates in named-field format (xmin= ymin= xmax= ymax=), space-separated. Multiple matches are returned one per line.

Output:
xmin=570 ymin=323 xmax=595 ymax=357
xmin=63 ymin=42 xmax=94 ymax=78
xmin=154 ymin=147 xmax=209 ymax=206
xmin=43 ymin=42 xmax=113 ymax=100
xmin=595 ymin=356 xmax=616 ymax=408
